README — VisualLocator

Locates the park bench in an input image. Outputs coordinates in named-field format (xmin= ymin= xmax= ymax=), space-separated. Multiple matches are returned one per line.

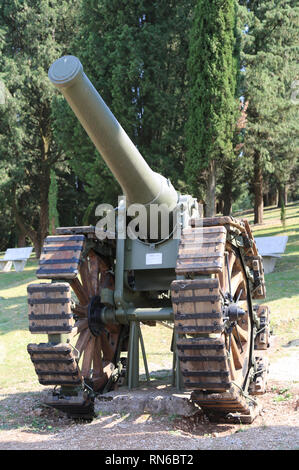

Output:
xmin=255 ymin=235 xmax=288 ymax=274
xmin=0 ymin=247 xmax=33 ymax=273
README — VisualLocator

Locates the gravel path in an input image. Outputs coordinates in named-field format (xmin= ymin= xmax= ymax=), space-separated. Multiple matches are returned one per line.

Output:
xmin=0 ymin=340 xmax=298 ymax=451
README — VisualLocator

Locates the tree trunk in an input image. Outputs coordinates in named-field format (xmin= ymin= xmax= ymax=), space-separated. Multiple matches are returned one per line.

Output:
xmin=216 ymin=199 xmax=224 ymax=215
xmin=205 ymin=160 xmax=216 ymax=217
xmin=268 ymin=187 xmax=278 ymax=206
xmin=223 ymin=198 xmax=232 ymax=216
xmin=12 ymin=166 xmax=50 ymax=259
xmin=263 ymin=192 xmax=269 ymax=208
xmin=35 ymin=174 xmax=50 ymax=258
xmin=277 ymin=184 xmax=288 ymax=208
xmin=32 ymin=238 xmax=42 ymax=259
xmin=253 ymin=152 xmax=263 ymax=224
xmin=50 ymin=216 xmax=56 ymax=235
xmin=17 ymin=231 xmax=26 ymax=247
xmin=222 ymin=169 xmax=233 ymax=216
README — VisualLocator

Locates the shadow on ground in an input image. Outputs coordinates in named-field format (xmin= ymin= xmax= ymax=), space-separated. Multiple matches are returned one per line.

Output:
xmin=0 ymin=378 xmax=298 ymax=450
xmin=0 ymin=389 xmax=73 ymax=433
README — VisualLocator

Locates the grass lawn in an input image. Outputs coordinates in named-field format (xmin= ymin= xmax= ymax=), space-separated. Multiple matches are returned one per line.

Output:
xmin=0 ymin=202 xmax=298 ymax=389
xmin=0 ymin=257 xmax=46 ymax=390
xmin=249 ymin=202 xmax=299 ymax=355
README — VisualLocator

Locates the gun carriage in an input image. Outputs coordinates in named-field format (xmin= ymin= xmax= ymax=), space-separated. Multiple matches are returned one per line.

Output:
xmin=27 ymin=56 xmax=270 ymax=423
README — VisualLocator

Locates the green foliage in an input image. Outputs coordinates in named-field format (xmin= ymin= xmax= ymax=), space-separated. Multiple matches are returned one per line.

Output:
xmin=273 ymin=387 xmax=292 ymax=403
xmin=53 ymin=0 xmax=195 ymax=213
xmin=0 ymin=167 xmax=16 ymax=250
xmin=231 ymin=184 xmax=254 ymax=213
xmin=0 ymin=0 xmax=80 ymax=253
xmin=0 ymin=0 xmax=297 ymax=246
xmin=185 ymin=0 xmax=239 ymax=206
xmin=48 ymin=170 xmax=59 ymax=234
xmin=239 ymin=0 xmax=299 ymax=203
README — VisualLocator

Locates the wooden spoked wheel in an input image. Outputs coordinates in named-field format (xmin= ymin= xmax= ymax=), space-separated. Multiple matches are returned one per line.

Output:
xmin=218 ymin=245 xmax=253 ymax=390
xmin=69 ymin=249 xmax=121 ymax=392
xmin=172 ymin=221 xmax=264 ymax=422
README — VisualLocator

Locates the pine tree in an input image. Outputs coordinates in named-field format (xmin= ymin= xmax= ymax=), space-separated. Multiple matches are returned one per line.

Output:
xmin=53 ymin=0 xmax=194 ymax=217
xmin=185 ymin=0 xmax=238 ymax=217
xmin=218 ymin=2 xmax=247 ymax=216
xmin=0 ymin=0 xmax=81 ymax=256
xmin=238 ymin=0 xmax=299 ymax=223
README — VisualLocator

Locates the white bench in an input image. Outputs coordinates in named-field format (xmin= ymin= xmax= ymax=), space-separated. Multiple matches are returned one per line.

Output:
xmin=255 ymin=236 xmax=288 ymax=274
xmin=0 ymin=247 xmax=33 ymax=273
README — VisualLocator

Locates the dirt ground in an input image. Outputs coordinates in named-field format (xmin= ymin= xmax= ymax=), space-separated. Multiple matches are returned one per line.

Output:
xmin=0 ymin=336 xmax=298 ymax=451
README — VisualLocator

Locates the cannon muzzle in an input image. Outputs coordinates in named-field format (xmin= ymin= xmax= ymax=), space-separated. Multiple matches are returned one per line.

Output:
xmin=48 ymin=56 xmax=178 ymax=210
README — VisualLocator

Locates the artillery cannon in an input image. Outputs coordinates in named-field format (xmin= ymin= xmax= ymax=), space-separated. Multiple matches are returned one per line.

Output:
xmin=26 ymin=56 xmax=271 ymax=423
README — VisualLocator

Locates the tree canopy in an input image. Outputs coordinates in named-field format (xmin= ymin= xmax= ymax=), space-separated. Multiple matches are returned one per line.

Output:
xmin=185 ymin=0 xmax=239 ymax=216
xmin=0 ymin=0 xmax=81 ymax=255
xmin=0 ymin=0 xmax=297 ymax=253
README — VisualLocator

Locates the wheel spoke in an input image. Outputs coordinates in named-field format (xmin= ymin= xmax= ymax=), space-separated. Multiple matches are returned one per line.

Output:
xmin=233 ymin=324 xmax=248 ymax=343
xmin=93 ymin=336 xmax=103 ymax=378
xmin=225 ymin=251 xmax=237 ymax=296
xmin=101 ymin=332 xmax=115 ymax=362
xmin=70 ymin=278 xmax=89 ymax=305
xmin=231 ymin=334 xmax=243 ymax=370
xmin=75 ymin=328 xmax=92 ymax=355
xmin=228 ymin=350 xmax=236 ymax=380
xmin=225 ymin=333 xmax=236 ymax=380
xmin=230 ymin=271 xmax=244 ymax=298
xmin=228 ymin=251 xmax=237 ymax=278
xmin=81 ymin=335 xmax=96 ymax=378
xmin=71 ymin=318 xmax=88 ymax=338
xmin=79 ymin=258 xmax=93 ymax=299
xmin=71 ymin=304 xmax=88 ymax=318
xmin=217 ymin=270 xmax=226 ymax=294
xmin=88 ymin=250 xmax=100 ymax=296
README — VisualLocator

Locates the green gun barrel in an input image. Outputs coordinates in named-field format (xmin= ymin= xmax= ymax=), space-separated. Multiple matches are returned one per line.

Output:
xmin=48 ymin=56 xmax=178 ymax=210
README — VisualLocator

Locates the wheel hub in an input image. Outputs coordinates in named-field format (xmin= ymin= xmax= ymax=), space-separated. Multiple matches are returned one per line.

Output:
xmin=87 ymin=295 xmax=106 ymax=336
xmin=223 ymin=303 xmax=246 ymax=321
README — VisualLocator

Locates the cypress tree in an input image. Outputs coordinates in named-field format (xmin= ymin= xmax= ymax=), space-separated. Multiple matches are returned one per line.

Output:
xmin=185 ymin=0 xmax=238 ymax=216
